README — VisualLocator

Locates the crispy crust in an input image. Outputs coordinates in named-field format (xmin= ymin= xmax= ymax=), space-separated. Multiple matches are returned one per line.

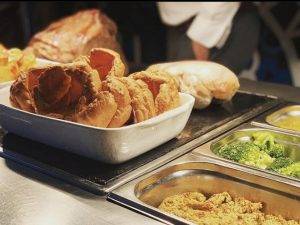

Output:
xmin=134 ymin=79 xmax=157 ymax=117
xmin=10 ymin=62 xmax=102 ymax=119
xmin=130 ymin=70 xmax=180 ymax=114
xmin=38 ymin=66 xmax=72 ymax=104
xmin=89 ymin=48 xmax=125 ymax=79
xmin=74 ymin=92 xmax=117 ymax=127
xmin=119 ymin=77 xmax=156 ymax=123
xmin=108 ymin=105 xmax=132 ymax=128
xmin=35 ymin=64 xmax=99 ymax=116
xmin=102 ymin=76 xmax=132 ymax=127
xmin=9 ymin=72 xmax=34 ymax=112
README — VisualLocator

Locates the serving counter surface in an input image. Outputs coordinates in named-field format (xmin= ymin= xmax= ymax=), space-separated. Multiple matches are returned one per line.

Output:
xmin=0 ymin=78 xmax=300 ymax=225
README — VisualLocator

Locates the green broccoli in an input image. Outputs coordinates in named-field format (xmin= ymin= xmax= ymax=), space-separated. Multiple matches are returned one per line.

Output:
xmin=252 ymin=131 xmax=274 ymax=146
xmin=215 ymin=141 xmax=274 ymax=169
xmin=214 ymin=132 xmax=299 ymax=179
xmin=252 ymin=132 xmax=286 ymax=158
xmin=214 ymin=141 xmax=253 ymax=162
xmin=239 ymin=147 xmax=274 ymax=169
xmin=267 ymin=157 xmax=294 ymax=172
xmin=278 ymin=162 xmax=300 ymax=178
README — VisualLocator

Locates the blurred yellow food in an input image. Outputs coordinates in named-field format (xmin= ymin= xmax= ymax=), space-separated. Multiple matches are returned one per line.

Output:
xmin=0 ymin=44 xmax=6 ymax=51
xmin=0 ymin=45 xmax=36 ymax=83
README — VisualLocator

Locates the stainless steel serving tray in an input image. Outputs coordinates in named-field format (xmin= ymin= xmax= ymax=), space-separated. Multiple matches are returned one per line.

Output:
xmin=252 ymin=103 xmax=300 ymax=136
xmin=266 ymin=105 xmax=300 ymax=130
xmin=108 ymin=154 xmax=300 ymax=225
xmin=192 ymin=123 xmax=300 ymax=183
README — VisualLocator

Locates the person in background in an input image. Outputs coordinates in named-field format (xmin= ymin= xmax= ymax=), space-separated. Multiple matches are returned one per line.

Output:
xmin=157 ymin=2 xmax=261 ymax=75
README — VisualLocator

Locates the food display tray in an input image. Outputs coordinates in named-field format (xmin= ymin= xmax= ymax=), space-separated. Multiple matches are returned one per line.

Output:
xmin=252 ymin=103 xmax=300 ymax=136
xmin=108 ymin=154 xmax=300 ymax=225
xmin=192 ymin=123 xmax=300 ymax=183
xmin=0 ymin=91 xmax=279 ymax=194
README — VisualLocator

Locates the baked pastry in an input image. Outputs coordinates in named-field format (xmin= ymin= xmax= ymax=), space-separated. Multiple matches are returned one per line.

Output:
xmin=76 ymin=48 xmax=125 ymax=80
xmin=119 ymin=76 xmax=156 ymax=123
xmin=102 ymin=76 xmax=132 ymax=127
xmin=10 ymin=61 xmax=101 ymax=120
xmin=74 ymin=91 xmax=118 ymax=128
xmin=129 ymin=70 xmax=180 ymax=114
xmin=27 ymin=9 xmax=126 ymax=67
xmin=147 ymin=60 xmax=240 ymax=109
xmin=10 ymin=50 xmax=181 ymax=128
xmin=10 ymin=72 xmax=35 ymax=112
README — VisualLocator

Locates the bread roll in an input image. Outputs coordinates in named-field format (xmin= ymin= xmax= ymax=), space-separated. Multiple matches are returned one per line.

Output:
xmin=147 ymin=60 xmax=240 ymax=109
xmin=27 ymin=9 xmax=127 ymax=69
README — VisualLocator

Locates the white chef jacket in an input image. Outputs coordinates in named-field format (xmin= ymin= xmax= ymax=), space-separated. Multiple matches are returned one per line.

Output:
xmin=157 ymin=2 xmax=240 ymax=48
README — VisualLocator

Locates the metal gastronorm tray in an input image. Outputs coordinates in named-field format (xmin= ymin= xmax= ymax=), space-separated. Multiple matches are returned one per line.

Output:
xmin=108 ymin=154 xmax=300 ymax=225
xmin=192 ymin=123 xmax=300 ymax=183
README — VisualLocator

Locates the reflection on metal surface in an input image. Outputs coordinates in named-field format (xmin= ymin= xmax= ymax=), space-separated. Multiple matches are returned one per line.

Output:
xmin=0 ymin=158 xmax=161 ymax=225
xmin=266 ymin=105 xmax=300 ymax=132
xmin=110 ymin=154 xmax=300 ymax=225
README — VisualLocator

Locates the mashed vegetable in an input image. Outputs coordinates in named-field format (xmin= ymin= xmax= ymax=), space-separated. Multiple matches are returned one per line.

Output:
xmin=273 ymin=116 xmax=300 ymax=132
xmin=159 ymin=191 xmax=299 ymax=225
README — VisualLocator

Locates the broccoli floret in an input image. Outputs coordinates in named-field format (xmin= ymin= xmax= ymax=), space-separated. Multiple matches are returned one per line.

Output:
xmin=239 ymin=147 xmax=274 ymax=169
xmin=252 ymin=132 xmax=286 ymax=158
xmin=215 ymin=141 xmax=256 ymax=162
xmin=267 ymin=157 xmax=294 ymax=172
xmin=215 ymin=141 xmax=274 ymax=169
xmin=266 ymin=143 xmax=286 ymax=158
xmin=252 ymin=132 xmax=274 ymax=146
xmin=278 ymin=162 xmax=300 ymax=178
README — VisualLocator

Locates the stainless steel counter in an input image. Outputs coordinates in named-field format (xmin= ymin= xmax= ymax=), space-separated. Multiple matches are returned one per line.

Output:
xmin=0 ymin=159 xmax=162 ymax=225
xmin=0 ymin=78 xmax=300 ymax=225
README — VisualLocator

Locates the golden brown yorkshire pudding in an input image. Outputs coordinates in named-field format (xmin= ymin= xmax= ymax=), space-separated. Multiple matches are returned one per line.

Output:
xmin=10 ymin=72 xmax=35 ymax=113
xmin=90 ymin=48 xmax=125 ymax=79
xmin=119 ymin=77 xmax=156 ymax=123
xmin=102 ymin=76 xmax=132 ymax=128
xmin=75 ymin=48 xmax=125 ymax=80
xmin=74 ymin=91 xmax=118 ymax=128
xmin=33 ymin=63 xmax=101 ymax=117
xmin=10 ymin=62 xmax=101 ymax=120
xmin=9 ymin=49 xmax=181 ymax=128
xmin=129 ymin=70 xmax=180 ymax=114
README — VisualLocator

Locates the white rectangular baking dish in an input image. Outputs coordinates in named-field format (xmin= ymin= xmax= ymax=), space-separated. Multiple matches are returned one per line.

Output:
xmin=0 ymin=85 xmax=194 ymax=164
xmin=0 ymin=81 xmax=13 ymax=89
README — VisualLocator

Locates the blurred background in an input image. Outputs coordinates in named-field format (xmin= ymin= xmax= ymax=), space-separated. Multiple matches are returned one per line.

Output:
xmin=1 ymin=1 xmax=300 ymax=86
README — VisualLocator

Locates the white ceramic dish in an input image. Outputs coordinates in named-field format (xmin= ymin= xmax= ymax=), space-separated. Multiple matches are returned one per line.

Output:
xmin=0 ymin=81 xmax=13 ymax=89
xmin=0 ymin=58 xmax=59 ymax=89
xmin=0 ymin=85 xmax=194 ymax=164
